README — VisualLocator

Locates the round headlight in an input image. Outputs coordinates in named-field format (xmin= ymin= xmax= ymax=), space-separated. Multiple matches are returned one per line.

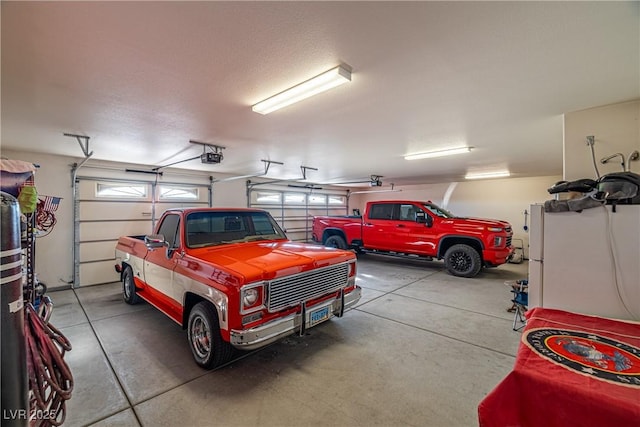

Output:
xmin=243 ymin=288 xmax=259 ymax=306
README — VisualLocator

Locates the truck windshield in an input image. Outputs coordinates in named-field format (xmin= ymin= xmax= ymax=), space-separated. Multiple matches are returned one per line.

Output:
xmin=186 ymin=211 xmax=287 ymax=248
xmin=422 ymin=203 xmax=456 ymax=218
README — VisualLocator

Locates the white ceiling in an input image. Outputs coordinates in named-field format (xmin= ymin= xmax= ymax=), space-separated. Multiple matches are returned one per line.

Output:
xmin=2 ymin=2 xmax=638 ymax=185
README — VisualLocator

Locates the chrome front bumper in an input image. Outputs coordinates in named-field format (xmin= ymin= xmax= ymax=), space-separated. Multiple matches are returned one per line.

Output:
xmin=229 ymin=286 xmax=361 ymax=350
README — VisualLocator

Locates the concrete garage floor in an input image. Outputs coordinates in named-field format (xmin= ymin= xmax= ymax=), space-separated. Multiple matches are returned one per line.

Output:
xmin=48 ymin=255 xmax=529 ymax=427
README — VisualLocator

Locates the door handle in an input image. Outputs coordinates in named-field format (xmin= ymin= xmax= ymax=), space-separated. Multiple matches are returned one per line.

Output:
xmin=396 ymin=224 xmax=405 ymax=228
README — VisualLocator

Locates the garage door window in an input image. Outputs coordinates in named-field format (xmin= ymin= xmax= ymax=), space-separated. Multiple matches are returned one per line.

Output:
xmin=255 ymin=192 xmax=281 ymax=204
xmin=308 ymin=194 xmax=327 ymax=205
xmin=284 ymin=193 xmax=306 ymax=204
xmin=159 ymin=185 xmax=199 ymax=200
xmin=328 ymin=195 xmax=346 ymax=205
xmin=96 ymin=183 xmax=147 ymax=198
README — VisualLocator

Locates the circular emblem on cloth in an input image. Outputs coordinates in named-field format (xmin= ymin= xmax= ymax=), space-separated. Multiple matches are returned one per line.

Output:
xmin=523 ymin=328 xmax=640 ymax=387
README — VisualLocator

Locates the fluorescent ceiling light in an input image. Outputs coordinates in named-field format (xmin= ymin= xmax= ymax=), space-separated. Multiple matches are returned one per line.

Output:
xmin=252 ymin=65 xmax=351 ymax=114
xmin=404 ymin=146 xmax=472 ymax=160
xmin=465 ymin=170 xmax=511 ymax=180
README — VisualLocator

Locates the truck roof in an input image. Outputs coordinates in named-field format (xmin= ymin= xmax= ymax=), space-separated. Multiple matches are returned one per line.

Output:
xmin=368 ymin=200 xmax=432 ymax=205
xmin=163 ymin=207 xmax=266 ymax=214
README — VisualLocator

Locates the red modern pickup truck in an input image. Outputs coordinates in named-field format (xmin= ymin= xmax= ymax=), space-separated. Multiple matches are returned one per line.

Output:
xmin=312 ymin=200 xmax=513 ymax=278
xmin=115 ymin=208 xmax=360 ymax=369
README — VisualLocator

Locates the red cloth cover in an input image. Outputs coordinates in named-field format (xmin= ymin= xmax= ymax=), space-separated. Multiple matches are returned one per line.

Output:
xmin=478 ymin=307 xmax=640 ymax=427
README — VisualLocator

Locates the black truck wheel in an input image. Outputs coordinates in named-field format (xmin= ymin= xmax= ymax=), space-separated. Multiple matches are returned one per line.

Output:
xmin=444 ymin=244 xmax=482 ymax=278
xmin=122 ymin=266 xmax=141 ymax=304
xmin=325 ymin=235 xmax=347 ymax=250
xmin=188 ymin=302 xmax=234 ymax=369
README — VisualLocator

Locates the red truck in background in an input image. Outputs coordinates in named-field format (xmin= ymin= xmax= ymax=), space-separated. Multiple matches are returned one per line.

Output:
xmin=312 ymin=200 xmax=513 ymax=278
xmin=115 ymin=208 xmax=360 ymax=369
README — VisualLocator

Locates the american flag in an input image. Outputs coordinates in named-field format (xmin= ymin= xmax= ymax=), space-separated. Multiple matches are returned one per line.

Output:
xmin=40 ymin=195 xmax=62 ymax=212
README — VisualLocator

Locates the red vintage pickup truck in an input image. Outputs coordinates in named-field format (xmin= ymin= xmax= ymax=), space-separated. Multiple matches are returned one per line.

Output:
xmin=312 ymin=200 xmax=513 ymax=278
xmin=115 ymin=208 xmax=360 ymax=369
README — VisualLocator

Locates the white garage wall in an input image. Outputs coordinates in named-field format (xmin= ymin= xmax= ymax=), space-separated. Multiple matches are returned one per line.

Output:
xmin=564 ymin=100 xmax=640 ymax=181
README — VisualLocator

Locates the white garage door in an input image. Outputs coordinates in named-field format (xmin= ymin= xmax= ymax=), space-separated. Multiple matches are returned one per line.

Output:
xmin=75 ymin=177 xmax=210 ymax=286
xmin=247 ymin=182 xmax=349 ymax=242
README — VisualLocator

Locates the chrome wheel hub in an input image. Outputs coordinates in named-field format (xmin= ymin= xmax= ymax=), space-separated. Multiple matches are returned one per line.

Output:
xmin=191 ymin=317 xmax=211 ymax=358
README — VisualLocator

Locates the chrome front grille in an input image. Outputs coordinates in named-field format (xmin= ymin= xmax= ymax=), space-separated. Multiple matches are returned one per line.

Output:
xmin=267 ymin=263 xmax=349 ymax=312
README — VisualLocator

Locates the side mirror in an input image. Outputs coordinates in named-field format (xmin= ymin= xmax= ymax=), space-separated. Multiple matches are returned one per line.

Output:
xmin=415 ymin=212 xmax=433 ymax=227
xmin=145 ymin=234 xmax=167 ymax=250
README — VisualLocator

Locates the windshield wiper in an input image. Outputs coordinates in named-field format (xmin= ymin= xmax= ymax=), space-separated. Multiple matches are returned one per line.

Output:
xmin=242 ymin=236 xmax=272 ymax=242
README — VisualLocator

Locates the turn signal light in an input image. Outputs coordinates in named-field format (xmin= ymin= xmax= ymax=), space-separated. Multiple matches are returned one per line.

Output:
xmin=348 ymin=261 xmax=357 ymax=278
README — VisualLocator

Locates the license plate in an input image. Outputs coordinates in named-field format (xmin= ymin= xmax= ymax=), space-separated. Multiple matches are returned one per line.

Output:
xmin=309 ymin=306 xmax=330 ymax=327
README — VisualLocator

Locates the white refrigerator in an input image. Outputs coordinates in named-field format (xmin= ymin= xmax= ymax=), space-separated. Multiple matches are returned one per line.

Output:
xmin=528 ymin=203 xmax=640 ymax=321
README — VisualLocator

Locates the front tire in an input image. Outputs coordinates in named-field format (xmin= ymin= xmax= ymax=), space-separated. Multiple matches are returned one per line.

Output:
xmin=444 ymin=244 xmax=482 ymax=278
xmin=325 ymin=235 xmax=347 ymax=249
xmin=122 ymin=266 xmax=140 ymax=304
xmin=187 ymin=302 xmax=234 ymax=369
